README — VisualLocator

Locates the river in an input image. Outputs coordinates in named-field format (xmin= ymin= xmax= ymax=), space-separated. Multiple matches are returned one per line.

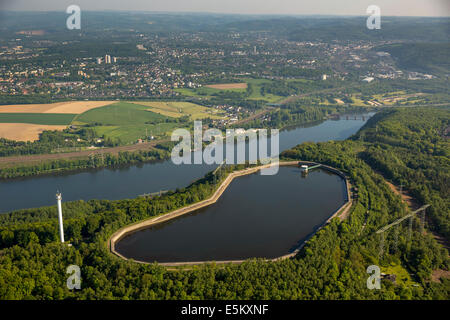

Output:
xmin=0 ymin=113 xmax=372 ymax=213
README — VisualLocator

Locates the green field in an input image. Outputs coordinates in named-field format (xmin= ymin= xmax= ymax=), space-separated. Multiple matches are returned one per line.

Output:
xmin=73 ymin=101 xmax=198 ymax=144
xmin=176 ymin=79 xmax=285 ymax=103
xmin=244 ymin=78 xmax=285 ymax=103
xmin=0 ymin=113 xmax=76 ymax=125
xmin=174 ymin=87 xmax=246 ymax=99
xmin=93 ymin=122 xmax=180 ymax=144
xmin=74 ymin=102 xmax=167 ymax=126
xmin=128 ymin=101 xmax=225 ymax=120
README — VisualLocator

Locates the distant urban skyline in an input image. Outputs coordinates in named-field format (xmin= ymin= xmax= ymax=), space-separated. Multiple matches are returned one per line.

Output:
xmin=1 ymin=0 xmax=449 ymax=17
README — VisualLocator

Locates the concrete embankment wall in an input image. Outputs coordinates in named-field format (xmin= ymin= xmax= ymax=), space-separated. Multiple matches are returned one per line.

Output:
xmin=109 ymin=160 xmax=352 ymax=266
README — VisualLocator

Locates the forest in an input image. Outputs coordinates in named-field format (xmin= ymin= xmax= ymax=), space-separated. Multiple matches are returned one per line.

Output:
xmin=0 ymin=107 xmax=448 ymax=300
xmin=354 ymin=107 xmax=450 ymax=240
xmin=377 ymin=43 xmax=450 ymax=75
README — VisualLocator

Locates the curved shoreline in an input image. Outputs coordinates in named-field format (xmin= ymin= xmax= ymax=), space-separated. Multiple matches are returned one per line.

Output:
xmin=109 ymin=161 xmax=352 ymax=266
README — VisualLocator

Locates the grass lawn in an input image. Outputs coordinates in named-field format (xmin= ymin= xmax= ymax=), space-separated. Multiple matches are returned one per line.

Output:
xmin=0 ymin=113 xmax=76 ymax=125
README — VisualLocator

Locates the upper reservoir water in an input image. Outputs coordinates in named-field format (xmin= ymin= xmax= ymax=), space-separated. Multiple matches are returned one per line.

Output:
xmin=115 ymin=166 xmax=346 ymax=263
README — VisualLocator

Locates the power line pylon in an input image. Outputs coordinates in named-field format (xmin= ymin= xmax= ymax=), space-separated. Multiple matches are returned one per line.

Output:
xmin=379 ymin=232 xmax=385 ymax=260
xmin=88 ymin=153 xmax=95 ymax=168
xmin=408 ymin=215 xmax=413 ymax=247
xmin=421 ymin=209 xmax=426 ymax=234
xmin=393 ymin=225 xmax=399 ymax=253
xmin=375 ymin=204 xmax=430 ymax=256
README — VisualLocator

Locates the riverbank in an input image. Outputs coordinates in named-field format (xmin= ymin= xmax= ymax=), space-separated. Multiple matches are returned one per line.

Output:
xmin=0 ymin=144 xmax=171 ymax=179
xmin=109 ymin=161 xmax=352 ymax=267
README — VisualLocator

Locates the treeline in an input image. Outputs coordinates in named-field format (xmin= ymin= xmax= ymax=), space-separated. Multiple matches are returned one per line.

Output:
xmin=237 ymin=104 xmax=371 ymax=130
xmin=0 ymin=128 xmax=121 ymax=158
xmin=0 ymin=148 xmax=169 ymax=179
xmin=0 ymin=95 xmax=61 ymax=105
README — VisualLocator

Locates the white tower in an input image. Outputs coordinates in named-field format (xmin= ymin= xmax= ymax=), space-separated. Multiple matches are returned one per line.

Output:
xmin=56 ymin=192 xmax=64 ymax=243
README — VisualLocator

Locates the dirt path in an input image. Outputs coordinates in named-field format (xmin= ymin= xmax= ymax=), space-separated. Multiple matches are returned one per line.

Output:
xmin=383 ymin=179 xmax=421 ymax=211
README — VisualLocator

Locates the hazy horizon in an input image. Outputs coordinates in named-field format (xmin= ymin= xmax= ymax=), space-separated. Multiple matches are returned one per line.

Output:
xmin=1 ymin=0 xmax=449 ymax=17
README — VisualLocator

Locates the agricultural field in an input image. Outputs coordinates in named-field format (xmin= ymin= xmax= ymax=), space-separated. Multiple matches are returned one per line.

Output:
xmin=175 ymin=86 xmax=247 ymax=98
xmin=0 ymin=113 xmax=75 ymax=125
xmin=74 ymin=101 xmax=225 ymax=144
xmin=175 ymin=79 xmax=285 ymax=103
xmin=93 ymin=122 xmax=178 ymax=144
xmin=73 ymin=101 xmax=181 ymax=144
xmin=0 ymin=101 xmax=115 ymax=142
xmin=205 ymin=83 xmax=248 ymax=89
xmin=0 ymin=101 xmax=114 ymax=114
xmin=129 ymin=101 xmax=226 ymax=119
xmin=0 ymin=123 xmax=68 ymax=141
xmin=74 ymin=102 xmax=168 ymax=126
xmin=0 ymin=112 xmax=76 ymax=141
xmin=0 ymin=100 xmax=225 ymax=143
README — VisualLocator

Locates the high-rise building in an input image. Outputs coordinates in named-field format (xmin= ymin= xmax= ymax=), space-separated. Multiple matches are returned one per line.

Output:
xmin=96 ymin=57 xmax=102 ymax=64
xmin=105 ymin=54 xmax=111 ymax=64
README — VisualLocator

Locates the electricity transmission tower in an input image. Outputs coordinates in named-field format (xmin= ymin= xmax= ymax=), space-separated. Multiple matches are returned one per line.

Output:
xmin=376 ymin=204 xmax=430 ymax=259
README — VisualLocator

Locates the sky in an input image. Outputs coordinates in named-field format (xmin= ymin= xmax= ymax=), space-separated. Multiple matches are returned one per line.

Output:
xmin=1 ymin=0 xmax=449 ymax=17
